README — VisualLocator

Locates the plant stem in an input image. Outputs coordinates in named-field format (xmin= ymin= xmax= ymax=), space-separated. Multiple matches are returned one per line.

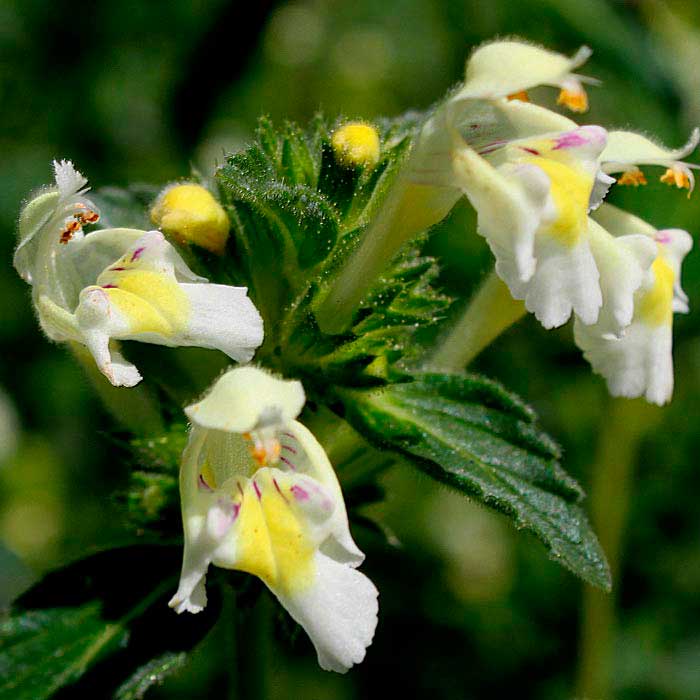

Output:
xmin=576 ymin=398 xmax=662 ymax=700
xmin=315 ymin=179 xmax=458 ymax=334
xmin=427 ymin=270 xmax=526 ymax=371
xmin=235 ymin=588 xmax=273 ymax=700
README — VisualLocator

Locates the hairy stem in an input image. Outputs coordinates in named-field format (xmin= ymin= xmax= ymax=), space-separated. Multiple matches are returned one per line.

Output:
xmin=315 ymin=179 xmax=458 ymax=334
xmin=427 ymin=270 xmax=526 ymax=371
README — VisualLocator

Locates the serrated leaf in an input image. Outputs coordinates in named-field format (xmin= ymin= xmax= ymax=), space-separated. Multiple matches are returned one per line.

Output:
xmin=0 ymin=546 xmax=219 ymax=700
xmin=338 ymin=372 xmax=611 ymax=590
xmin=215 ymin=114 xmax=444 ymax=377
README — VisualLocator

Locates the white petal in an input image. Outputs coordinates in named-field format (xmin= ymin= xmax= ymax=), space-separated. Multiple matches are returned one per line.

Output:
xmin=284 ymin=421 xmax=365 ymax=566
xmin=575 ymin=319 xmax=674 ymax=405
xmin=507 ymin=235 xmax=601 ymax=328
xmin=589 ymin=171 xmax=615 ymax=211
xmin=185 ymin=367 xmax=305 ymax=433
xmin=178 ymin=283 xmax=264 ymax=363
xmin=601 ymin=128 xmax=700 ymax=171
xmin=456 ymin=40 xmax=591 ymax=100
xmin=655 ymin=229 xmax=693 ymax=310
xmin=14 ymin=190 xmax=61 ymax=284
xmin=587 ymin=218 xmax=656 ymax=336
xmin=53 ymin=159 xmax=87 ymax=198
xmin=65 ymin=228 xmax=146 ymax=289
xmin=170 ymin=428 xmax=218 ymax=614
xmin=452 ymin=148 xmax=552 ymax=284
xmin=451 ymin=97 xmax=578 ymax=150
xmin=273 ymin=551 xmax=378 ymax=673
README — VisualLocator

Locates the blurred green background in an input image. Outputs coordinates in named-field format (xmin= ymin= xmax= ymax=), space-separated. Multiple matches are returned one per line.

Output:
xmin=2 ymin=0 xmax=700 ymax=698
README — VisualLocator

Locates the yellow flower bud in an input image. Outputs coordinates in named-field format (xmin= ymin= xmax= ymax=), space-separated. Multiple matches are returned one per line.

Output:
xmin=151 ymin=183 xmax=229 ymax=255
xmin=331 ymin=122 xmax=381 ymax=168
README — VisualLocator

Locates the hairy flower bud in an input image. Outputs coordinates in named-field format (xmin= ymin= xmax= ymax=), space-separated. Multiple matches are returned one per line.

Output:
xmin=151 ymin=183 xmax=230 ymax=255
xmin=331 ymin=122 xmax=381 ymax=168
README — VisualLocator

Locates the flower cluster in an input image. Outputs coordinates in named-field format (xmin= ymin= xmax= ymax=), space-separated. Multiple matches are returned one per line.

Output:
xmin=14 ymin=162 xmax=377 ymax=672
xmin=13 ymin=37 xmax=696 ymax=676
xmin=324 ymin=39 xmax=696 ymax=404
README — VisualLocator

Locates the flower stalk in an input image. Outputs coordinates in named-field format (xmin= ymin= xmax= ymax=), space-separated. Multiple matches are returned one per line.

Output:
xmin=315 ymin=178 xmax=457 ymax=334
xmin=428 ymin=270 xmax=526 ymax=371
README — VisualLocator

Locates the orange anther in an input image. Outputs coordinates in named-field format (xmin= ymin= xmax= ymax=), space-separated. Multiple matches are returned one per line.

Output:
xmin=507 ymin=90 xmax=530 ymax=102
xmin=557 ymin=88 xmax=588 ymax=113
xmin=59 ymin=218 xmax=82 ymax=244
xmin=617 ymin=170 xmax=647 ymax=187
xmin=660 ymin=168 xmax=690 ymax=190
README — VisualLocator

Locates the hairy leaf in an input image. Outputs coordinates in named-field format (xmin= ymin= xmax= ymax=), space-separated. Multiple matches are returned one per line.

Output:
xmin=338 ymin=373 xmax=611 ymax=590
xmin=215 ymin=114 xmax=445 ymax=379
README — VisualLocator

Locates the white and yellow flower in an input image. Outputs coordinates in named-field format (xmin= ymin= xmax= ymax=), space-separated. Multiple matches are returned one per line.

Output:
xmin=574 ymin=204 xmax=692 ymax=405
xmin=169 ymin=367 xmax=378 ymax=673
xmin=601 ymin=128 xmax=700 ymax=194
xmin=448 ymin=123 xmax=610 ymax=328
xmin=14 ymin=161 xmax=264 ymax=387
xmin=317 ymin=39 xmax=610 ymax=333
xmin=454 ymin=39 xmax=596 ymax=112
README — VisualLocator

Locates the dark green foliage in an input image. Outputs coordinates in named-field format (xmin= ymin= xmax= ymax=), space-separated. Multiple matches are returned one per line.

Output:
xmin=5 ymin=115 xmax=609 ymax=698
xmin=217 ymin=114 xmax=448 ymax=383
xmin=123 ymin=424 xmax=189 ymax=531
xmin=338 ymin=373 xmax=611 ymax=590
xmin=0 ymin=547 xmax=219 ymax=700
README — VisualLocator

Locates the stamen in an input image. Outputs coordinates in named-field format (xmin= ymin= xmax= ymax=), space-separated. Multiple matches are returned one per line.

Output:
xmin=59 ymin=218 xmax=82 ymax=244
xmin=617 ymin=170 xmax=647 ymax=187
xmin=78 ymin=209 xmax=100 ymax=224
xmin=660 ymin=168 xmax=690 ymax=191
xmin=507 ymin=90 xmax=530 ymax=102
xmin=557 ymin=87 xmax=588 ymax=113
xmin=243 ymin=431 xmax=281 ymax=468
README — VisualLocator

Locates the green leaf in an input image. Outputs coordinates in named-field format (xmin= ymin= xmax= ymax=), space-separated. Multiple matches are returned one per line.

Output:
xmin=114 ymin=652 xmax=187 ymax=700
xmin=0 ymin=546 xmax=219 ymax=700
xmin=122 ymin=424 xmax=188 ymax=531
xmin=215 ymin=114 xmax=446 ymax=380
xmin=338 ymin=372 xmax=611 ymax=590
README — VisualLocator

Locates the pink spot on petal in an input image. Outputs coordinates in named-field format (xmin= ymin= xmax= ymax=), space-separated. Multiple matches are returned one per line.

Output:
xmin=282 ymin=444 xmax=297 ymax=454
xmin=131 ymin=246 xmax=145 ymax=261
xmin=101 ymin=284 xmax=117 ymax=289
xmin=553 ymin=132 xmax=588 ymax=150
xmin=291 ymin=485 xmax=309 ymax=501
xmin=232 ymin=502 xmax=241 ymax=521
xmin=109 ymin=266 xmax=126 ymax=272
xmin=655 ymin=231 xmax=672 ymax=244
xmin=253 ymin=480 xmax=262 ymax=500
xmin=519 ymin=146 xmax=540 ymax=156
